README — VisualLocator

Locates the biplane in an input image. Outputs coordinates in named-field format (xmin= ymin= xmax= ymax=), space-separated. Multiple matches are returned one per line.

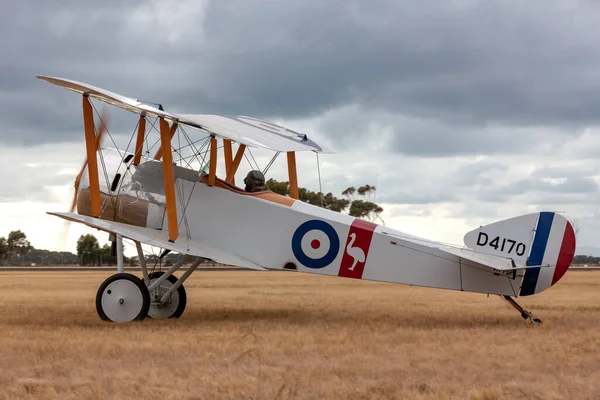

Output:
xmin=37 ymin=76 xmax=576 ymax=324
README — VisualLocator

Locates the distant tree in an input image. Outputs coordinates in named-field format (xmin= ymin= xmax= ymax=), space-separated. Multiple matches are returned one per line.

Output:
xmin=572 ymin=255 xmax=600 ymax=265
xmin=343 ymin=186 xmax=383 ymax=223
xmin=266 ymin=178 xmax=350 ymax=213
xmin=0 ymin=237 xmax=7 ymax=264
xmin=265 ymin=179 xmax=383 ymax=222
xmin=7 ymin=230 xmax=33 ymax=260
xmin=348 ymin=200 xmax=384 ymax=221
xmin=265 ymin=179 xmax=289 ymax=196
xmin=77 ymin=234 xmax=100 ymax=266
xmin=20 ymin=249 xmax=79 ymax=266
xmin=98 ymin=243 xmax=114 ymax=266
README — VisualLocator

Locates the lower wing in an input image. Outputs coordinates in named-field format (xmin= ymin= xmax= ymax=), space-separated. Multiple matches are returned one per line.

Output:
xmin=50 ymin=212 xmax=267 ymax=271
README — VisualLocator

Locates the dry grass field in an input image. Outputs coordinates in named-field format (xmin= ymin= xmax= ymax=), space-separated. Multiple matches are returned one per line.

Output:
xmin=0 ymin=269 xmax=599 ymax=400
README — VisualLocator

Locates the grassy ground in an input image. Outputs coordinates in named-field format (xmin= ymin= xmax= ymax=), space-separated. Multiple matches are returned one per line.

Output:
xmin=0 ymin=270 xmax=599 ymax=400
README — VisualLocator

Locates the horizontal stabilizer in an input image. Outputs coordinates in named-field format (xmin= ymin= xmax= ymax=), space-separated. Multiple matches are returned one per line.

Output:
xmin=439 ymin=246 xmax=549 ymax=272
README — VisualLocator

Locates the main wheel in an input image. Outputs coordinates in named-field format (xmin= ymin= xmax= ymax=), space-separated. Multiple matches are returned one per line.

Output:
xmin=96 ymin=273 xmax=150 ymax=322
xmin=146 ymin=271 xmax=187 ymax=319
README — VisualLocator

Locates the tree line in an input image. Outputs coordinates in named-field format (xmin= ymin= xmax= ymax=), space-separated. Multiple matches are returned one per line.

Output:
xmin=75 ymin=234 xmax=183 ymax=266
xmin=572 ymin=255 xmax=600 ymax=265
xmin=0 ymin=230 xmax=79 ymax=266
xmin=0 ymin=230 xmax=184 ymax=267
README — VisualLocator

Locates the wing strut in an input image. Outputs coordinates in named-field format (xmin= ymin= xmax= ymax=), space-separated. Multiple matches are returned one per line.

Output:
xmin=223 ymin=139 xmax=233 ymax=182
xmin=159 ymin=117 xmax=179 ymax=242
xmin=208 ymin=136 xmax=217 ymax=186
xmin=287 ymin=152 xmax=299 ymax=199
xmin=82 ymin=95 xmax=102 ymax=216
xmin=226 ymin=144 xmax=247 ymax=184
xmin=133 ymin=115 xmax=146 ymax=165
xmin=154 ymin=121 xmax=178 ymax=160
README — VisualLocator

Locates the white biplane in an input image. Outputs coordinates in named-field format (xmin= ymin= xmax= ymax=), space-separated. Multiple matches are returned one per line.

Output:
xmin=37 ymin=76 xmax=576 ymax=324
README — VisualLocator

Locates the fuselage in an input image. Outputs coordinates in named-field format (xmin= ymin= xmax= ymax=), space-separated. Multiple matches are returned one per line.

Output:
xmin=74 ymin=148 xmax=530 ymax=297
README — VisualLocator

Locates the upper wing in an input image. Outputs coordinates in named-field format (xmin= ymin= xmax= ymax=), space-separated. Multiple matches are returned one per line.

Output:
xmin=178 ymin=114 xmax=333 ymax=153
xmin=37 ymin=76 xmax=333 ymax=153
xmin=37 ymin=76 xmax=180 ymax=121
xmin=49 ymin=212 xmax=266 ymax=271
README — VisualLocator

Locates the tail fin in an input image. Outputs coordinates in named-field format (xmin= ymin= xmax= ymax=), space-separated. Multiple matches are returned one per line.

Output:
xmin=464 ymin=212 xmax=576 ymax=295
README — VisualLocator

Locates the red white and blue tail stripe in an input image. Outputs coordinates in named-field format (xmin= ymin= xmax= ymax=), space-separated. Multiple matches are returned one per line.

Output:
xmin=519 ymin=212 xmax=576 ymax=296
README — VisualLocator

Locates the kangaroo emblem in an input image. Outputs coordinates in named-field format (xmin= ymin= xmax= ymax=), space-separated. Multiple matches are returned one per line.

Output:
xmin=346 ymin=233 xmax=366 ymax=271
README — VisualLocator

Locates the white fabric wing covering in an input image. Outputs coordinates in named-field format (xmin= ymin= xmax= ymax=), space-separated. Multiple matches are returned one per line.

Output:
xmin=37 ymin=76 xmax=333 ymax=153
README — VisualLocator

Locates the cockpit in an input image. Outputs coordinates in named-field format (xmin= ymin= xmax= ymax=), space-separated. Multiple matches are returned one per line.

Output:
xmin=76 ymin=148 xmax=294 ymax=229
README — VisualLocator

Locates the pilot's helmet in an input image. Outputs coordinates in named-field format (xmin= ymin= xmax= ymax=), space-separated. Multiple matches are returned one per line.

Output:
xmin=244 ymin=170 xmax=265 ymax=187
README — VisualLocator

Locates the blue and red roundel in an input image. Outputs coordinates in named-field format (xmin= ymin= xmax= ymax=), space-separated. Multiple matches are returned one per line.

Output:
xmin=292 ymin=220 xmax=340 ymax=269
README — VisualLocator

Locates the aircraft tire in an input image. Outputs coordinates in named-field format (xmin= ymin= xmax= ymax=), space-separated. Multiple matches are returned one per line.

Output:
xmin=96 ymin=273 xmax=150 ymax=322
xmin=146 ymin=271 xmax=187 ymax=319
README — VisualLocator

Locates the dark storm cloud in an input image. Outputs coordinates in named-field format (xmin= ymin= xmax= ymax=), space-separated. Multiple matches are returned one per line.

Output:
xmin=374 ymin=153 xmax=600 ymax=207
xmin=3 ymin=0 xmax=600 ymax=150
xmin=0 ymin=162 xmax=72 ymax=203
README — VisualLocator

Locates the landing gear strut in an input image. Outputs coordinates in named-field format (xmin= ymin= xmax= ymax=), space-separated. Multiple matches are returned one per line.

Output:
xmin=95 ymin=236 xmax=204 ymax=322
xmin=501 ymin=295 xmax=542 ymax=325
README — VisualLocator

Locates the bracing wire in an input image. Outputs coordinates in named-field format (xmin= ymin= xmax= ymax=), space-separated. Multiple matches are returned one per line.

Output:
xmin=316 ymin=152 xmax=324 ymax=207
xmin=247 ymin=148 xmax=261 ymax=170
xmin=262 ymin=151 xmax=280 ymax=175
xmin=91 ymin=102 xmax=124 ymax=161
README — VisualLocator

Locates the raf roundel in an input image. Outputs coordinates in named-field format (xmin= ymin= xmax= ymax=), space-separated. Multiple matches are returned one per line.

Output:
xmin=292 ymin=220 xmax=340 ymax=269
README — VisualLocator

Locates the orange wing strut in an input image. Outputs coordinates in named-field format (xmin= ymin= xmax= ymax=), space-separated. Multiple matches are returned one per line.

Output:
xmin=223 ymin=139 xmax=233 ymax=177
xmin=225 ymin=144 xmax=246 ymax=184
xmin=208 ymin=136 xmax=217 ymax=186
xmin=153 ymin=122 xmax=178 ymax=160
xmin=159 ymin=118 xmax=179 ymax=242
xmin=133 ymin=116 xmax=146 ymax=165
xmin=71 ymin=114 xmax=107 ymax=212
xmin=287 ymin=151 xmax=299 ymax=199
xmin=82 ymin=96 xmax=102 ymax=216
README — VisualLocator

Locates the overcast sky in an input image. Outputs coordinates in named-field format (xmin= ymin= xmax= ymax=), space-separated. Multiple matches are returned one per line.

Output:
xmin=2 ymin=0 xmax=600 ymax=255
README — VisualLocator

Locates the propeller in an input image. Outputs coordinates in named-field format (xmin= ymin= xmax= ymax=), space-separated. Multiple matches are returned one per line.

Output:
xmin=56 ymin=108 xmax=110 ymax=251
xmin=69 ymin=109 xmax=110 ymax=212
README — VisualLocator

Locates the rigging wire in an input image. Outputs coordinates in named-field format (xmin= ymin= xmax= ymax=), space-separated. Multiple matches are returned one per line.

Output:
xmin=262 ymin=151 xmax=280 ymax=175
xmin=316 ymin=152 xmax=324 ymax=207
xmin=88 ymin=101 xmax=118 ymax=214
xmin=91 ymin=102 xmax=124 ymax=161
xmin=144 ymin=118 xmax=164 ymax=154
xmin=145 ymin=117 xmax=160 ymax=156
xmin=243 ymin=152 xmax=256 ymax=170
xmin=179 ymin=125 xmax=211 ymax=170
xmin=247 ymin=148 xmax=261 ymax=170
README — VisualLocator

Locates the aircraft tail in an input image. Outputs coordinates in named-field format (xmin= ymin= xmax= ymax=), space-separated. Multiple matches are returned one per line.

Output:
xmin=463 ymin=212 xmax=576 ymax=296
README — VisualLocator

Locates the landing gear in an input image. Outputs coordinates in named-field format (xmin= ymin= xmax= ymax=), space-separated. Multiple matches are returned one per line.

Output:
xmin=501 ymin=295 xmax=542 ymax=325
xmin=95 ymin=236 xmax=206 ymax=322
xmin=147 ymin=271 xmax=187 ymax=319
xmin=96 ymin=273 xmax=150 ymax=322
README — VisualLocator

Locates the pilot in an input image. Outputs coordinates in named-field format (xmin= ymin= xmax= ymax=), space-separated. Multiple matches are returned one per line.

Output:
xmin=244 ymin=170 xmax=267 ymax=192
